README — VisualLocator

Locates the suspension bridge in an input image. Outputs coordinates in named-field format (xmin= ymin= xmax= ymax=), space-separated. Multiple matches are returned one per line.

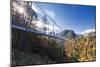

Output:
xmin=11 ymin=1 xmax=73 ymax=42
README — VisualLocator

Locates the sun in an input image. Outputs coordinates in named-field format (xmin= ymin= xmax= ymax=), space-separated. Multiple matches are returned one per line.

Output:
xmin=18 ymin=6 xmax=24 ymax=14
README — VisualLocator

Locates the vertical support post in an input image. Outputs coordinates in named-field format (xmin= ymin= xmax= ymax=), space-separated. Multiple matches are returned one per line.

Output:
xmin=53 ymin=21 xmax=54 ymax=36
xmin=61 ymin=39 xmax=65 ymax=57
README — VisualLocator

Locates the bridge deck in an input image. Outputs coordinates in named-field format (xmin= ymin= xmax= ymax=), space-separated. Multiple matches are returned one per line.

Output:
xmin=12 ymin=25 xmax=67 ymax=40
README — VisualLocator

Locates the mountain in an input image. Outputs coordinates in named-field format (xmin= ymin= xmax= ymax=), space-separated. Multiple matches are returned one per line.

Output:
xmin=59 ymin=30 xmax=76 ymax=39
xmin=81 ymin=29 xmax=95 ymax=37
xmin=59 ymin=29 xmax=95 ymax=39
xmin=76 ymin=34 xmax=83 ymax=38
xmin=83 ymin=31 xmax=96 ymax=37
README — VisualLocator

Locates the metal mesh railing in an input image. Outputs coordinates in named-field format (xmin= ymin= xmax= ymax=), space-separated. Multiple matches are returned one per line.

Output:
xmin=11 ymin=1 xmax=67 ymax=40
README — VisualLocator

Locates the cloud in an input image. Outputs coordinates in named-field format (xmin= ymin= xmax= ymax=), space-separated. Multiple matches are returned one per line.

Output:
xmin=45 ymin=9 xmax=56 ymax=19
xmin=32 ymin=4 xmax=56 ymax=19
xmin=48 ymin=24 xmax=60 ymax=32
xmin=81 ymin=29 xmax=95 ymax=34
xmin=31 ymin=7 xmax=59 ymax=33
xmin=34 ymin=20 xmax=60 ymax=33
xmin=35 ymin=20 xmax=44 ymax=28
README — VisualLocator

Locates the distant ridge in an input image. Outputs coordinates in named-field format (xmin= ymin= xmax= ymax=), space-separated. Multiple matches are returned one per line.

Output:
xmin=59 ymin=30 xmax=76 ymax=39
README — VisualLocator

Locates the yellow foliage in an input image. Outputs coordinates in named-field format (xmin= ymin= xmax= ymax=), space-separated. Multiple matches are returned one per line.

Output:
xmin=64 ymin=36 xmax=96 ymax=62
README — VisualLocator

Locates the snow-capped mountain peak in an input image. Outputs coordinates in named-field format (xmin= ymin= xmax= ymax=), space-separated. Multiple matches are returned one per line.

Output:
xmin=81 ymin=29 xmax=95 ymax=37
xmin=81 ymin=29 xmax=95 ymax=34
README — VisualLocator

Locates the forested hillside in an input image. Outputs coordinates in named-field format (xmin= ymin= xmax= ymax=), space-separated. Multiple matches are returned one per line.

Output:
xmin=64 ymin=35 xmax=96 ymax=62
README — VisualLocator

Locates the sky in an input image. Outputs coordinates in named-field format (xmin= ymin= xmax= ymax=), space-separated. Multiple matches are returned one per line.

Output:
xmin=33 ymin=2 xmax=96 ymax=34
